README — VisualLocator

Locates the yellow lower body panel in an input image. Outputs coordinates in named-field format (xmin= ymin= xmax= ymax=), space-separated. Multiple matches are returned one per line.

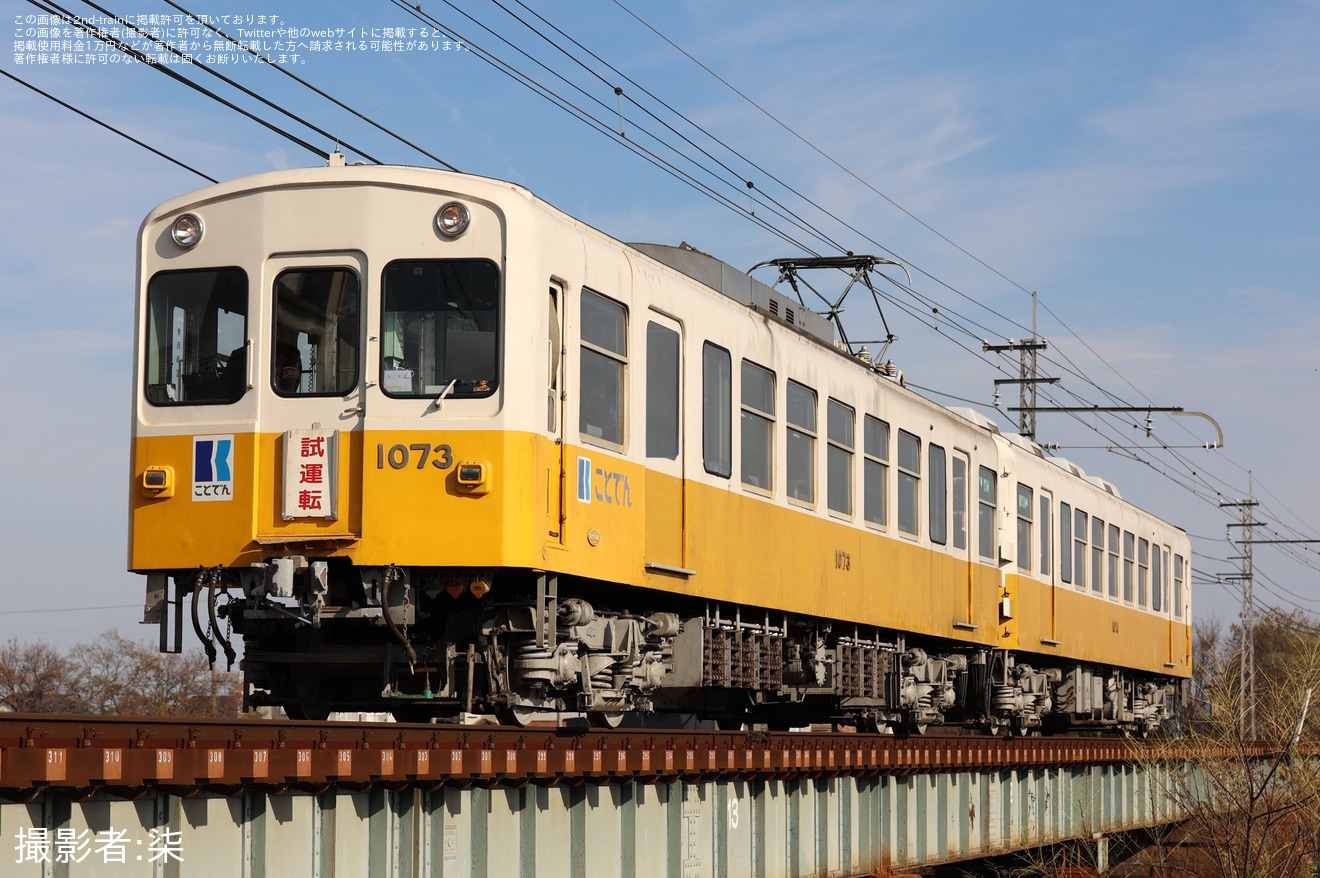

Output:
xmin=130 ymin=429 xmax=1188 ymax=679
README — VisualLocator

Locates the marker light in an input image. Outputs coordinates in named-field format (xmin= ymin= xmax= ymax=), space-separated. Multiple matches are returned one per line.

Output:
xmin=455 ymin=459 xmax=491 ymax=495
xmin=435 ymin=201 xmax=471 ymax=238
xmin=142 ymin=466 xmax=175 ymax=498
xmin=171 ymin=213 xmax=204 ymax=248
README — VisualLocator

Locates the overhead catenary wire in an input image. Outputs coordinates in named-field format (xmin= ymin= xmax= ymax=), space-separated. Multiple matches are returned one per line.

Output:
xmin=44 ymin=0 xmax=385 ymax=163
xmin=0 ymin=68 xmax=217 ymax=182
xmin=156 ymin=0 xmax=461 ymax=171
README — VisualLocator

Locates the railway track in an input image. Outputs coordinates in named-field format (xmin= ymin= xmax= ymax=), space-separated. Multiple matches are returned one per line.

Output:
xmin=0 ymin=714 xmax=1251 ymax=799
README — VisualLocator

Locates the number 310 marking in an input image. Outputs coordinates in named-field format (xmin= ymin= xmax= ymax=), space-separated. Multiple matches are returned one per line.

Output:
xmin=377 ymin=443 xmax=454 ymax=470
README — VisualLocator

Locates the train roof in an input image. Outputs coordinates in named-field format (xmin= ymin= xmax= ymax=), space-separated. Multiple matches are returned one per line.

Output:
xmin=629 ymin=243 xmax=836 ymax=345
xmin=140 ymin=159 xmax=538 ymax=227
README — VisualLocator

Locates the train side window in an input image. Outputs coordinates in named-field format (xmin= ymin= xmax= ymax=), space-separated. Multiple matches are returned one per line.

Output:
xmin=1060 ymin=502 xmax=1073 ymax=584
xmin=741 ymin=360 xmax=775 ymax=490
xmin=1108 ymin=524 xmax=1120 ymax=600
xmin=786 ymin=381 xmax=817 ymax=505
xmin=381 ymin=259 xmax=499 ymax=399
xmin=1074 ymin=508 xmax=1088 ymax=590
xmin=1091 ymin=517 xmax=1105 ymax=594
xmin=1174 ymin=554 xmax=1185 ymax=619
xmin=977 ymin=466 xmax=996 ymax=559
xmin=1152 ymin=544 xmax=1164 ymax=612
xmin=827 ymin=400 xmax=855 ymax=516
xmin=273 ymin=267 xmax=360 ymax=397
xmin=702 ymin=343 xmax=732 ymax=478
xmin=578 ymin=289 xmax=627 ymax=447
xmin=1123 ymin=531 xmax=1135 ymax=603
xmin=928 ymin=443 xmax=946 ymax=544
xmin=144 ymin=267 xmax=248 ymax=406
xmin=645 ymin=322 xmax=680 ymax=459
xmin=1137 ymin=538 xmax=1149 ymax=607
xmin=897 ymin=430 xmax=921 ymax=536
xmin=951 ymin=455 xmax=968 ymax=550
xmin=1016 ymin=485 xmax=1033 ymax=572
xmin=863 ymin=416 xmax=889 ymax=528
xmin=1039 ymin=492 xmax=1051 ymax=577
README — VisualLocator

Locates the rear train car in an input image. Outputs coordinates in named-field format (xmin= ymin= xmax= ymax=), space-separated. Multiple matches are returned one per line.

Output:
xmin=129 ymin=159 xmax=1190 ymax=730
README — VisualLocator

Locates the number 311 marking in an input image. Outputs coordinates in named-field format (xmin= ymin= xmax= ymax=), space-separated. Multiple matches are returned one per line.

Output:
xmin=377 ymin=443 xmax=454 ymax=471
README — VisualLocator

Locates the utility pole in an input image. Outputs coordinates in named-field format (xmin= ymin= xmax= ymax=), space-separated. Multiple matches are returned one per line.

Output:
xmin=984 ymin=292 xmax=1056 ymax=441
xmin=1222 ymin=475 xmax=1260 ymax=741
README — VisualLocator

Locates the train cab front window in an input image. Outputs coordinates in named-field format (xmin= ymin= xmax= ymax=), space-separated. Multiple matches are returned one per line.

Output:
xmin=272 ymin=268 xmax=360 ymax=397
xmin=144 ymin=267 xmax=248 ymax=406
xmin=381 ymin=259 xmax=500 ymax=399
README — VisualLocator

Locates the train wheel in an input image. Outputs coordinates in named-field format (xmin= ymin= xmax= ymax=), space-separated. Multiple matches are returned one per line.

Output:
xmin=495 ymin=705 xmax=540 ymax=727
xmin=283 ymin=703 xmax=331 ymax=721
xmin=390 ymin=707 xmax=435 ymax=724
xmin=587 ymin=712 xmax=624 ymax=729
xmin=854 ymin=715 xmax=882 ymax=734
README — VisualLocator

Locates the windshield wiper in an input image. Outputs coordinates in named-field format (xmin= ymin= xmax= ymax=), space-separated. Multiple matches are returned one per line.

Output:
xmin=428 ymin=379 xmax=458 ymax=414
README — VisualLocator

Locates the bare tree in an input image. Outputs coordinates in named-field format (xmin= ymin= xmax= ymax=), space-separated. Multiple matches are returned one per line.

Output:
xmin=1133 ymin=610 xmax=1320 ymax=878
xmin=0 ymin=632 xmax=240 ymax=718
xmin=0 ymin=639 xmax=77 ymax=713
xmin=66 ymin=631 xmax=242 ymax=717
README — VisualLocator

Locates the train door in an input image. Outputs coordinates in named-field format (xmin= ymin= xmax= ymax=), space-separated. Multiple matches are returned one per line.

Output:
xmin=1159 ymin=543 xmax=1175 ymax=666
xmin=952 ymin=450 xmax=976 ymax=627
xmin=546 ymin=283 xmax=566 ymax=544
xmin=1040 ymin=488 xmax=1058 ymax=643
xmin=256 ymin=253 xmax=366 ymax=541
xmin=642 ymin=311 xmax=686 ymax=570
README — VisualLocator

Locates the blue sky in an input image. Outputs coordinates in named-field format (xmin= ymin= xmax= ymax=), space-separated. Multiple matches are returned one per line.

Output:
xmin=2 ymin=0 xmax=1318 ymax=644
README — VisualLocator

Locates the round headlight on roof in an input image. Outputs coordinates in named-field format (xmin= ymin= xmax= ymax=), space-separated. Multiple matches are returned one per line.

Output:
xmin=435 ymin=201 xmax=471 ymax=239
xmin=171 ymin=213 xmax=204 ymax=248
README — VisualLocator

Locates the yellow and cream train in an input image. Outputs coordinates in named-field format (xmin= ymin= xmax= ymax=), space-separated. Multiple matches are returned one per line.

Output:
xmin=130 ymin=159 xmax=1191 ymax=731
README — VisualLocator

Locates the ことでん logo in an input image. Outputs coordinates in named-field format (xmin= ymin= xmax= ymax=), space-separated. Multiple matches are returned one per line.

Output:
xmin=193 ymin=435 xmax=234 ymax=501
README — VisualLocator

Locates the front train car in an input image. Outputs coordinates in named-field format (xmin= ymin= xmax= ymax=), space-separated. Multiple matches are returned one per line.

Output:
xmin=129 ymin=158 xmax=671 ymax=723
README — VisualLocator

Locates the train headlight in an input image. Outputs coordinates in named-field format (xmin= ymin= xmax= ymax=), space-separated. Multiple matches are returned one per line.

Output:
xmin=455 ymin=459 xmax=491 ymax=495
xmin=434 ymin=201 xmax=471 ymax=238
xmin=141 ymin=466 xmax=175 ymax=498
xmin=170 ymin=213 xmax=204 ymax=248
